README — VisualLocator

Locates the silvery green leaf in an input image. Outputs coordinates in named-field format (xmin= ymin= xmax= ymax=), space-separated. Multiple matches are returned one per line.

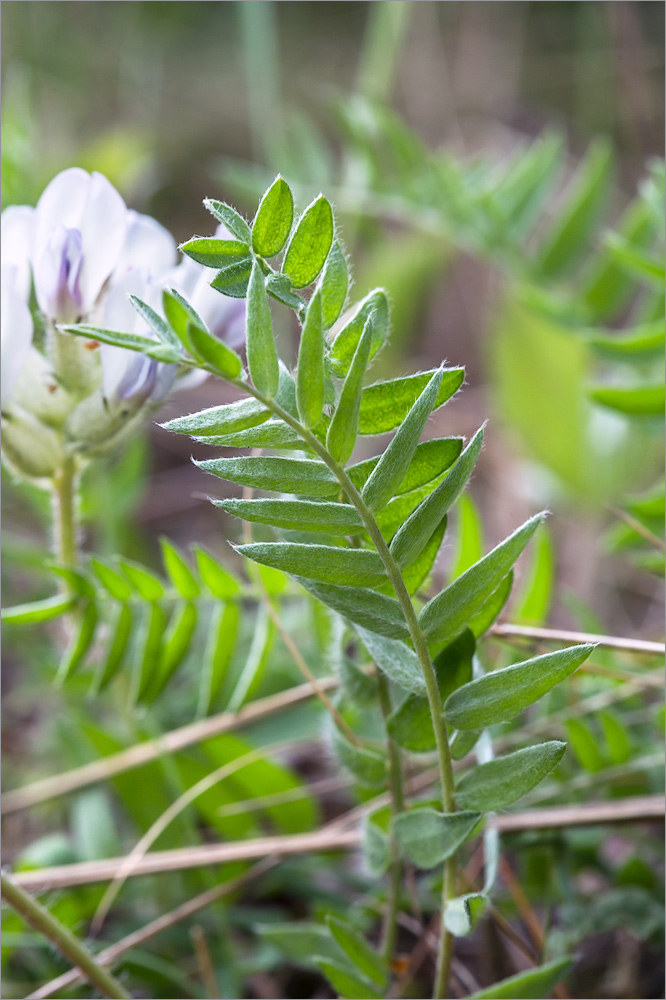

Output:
xmin=235 ymin=542 xmax=385 ymax=587
xmin=203 ymin=198 xmax=252 ymax=243
xmin=128 ymin=295 xmax=180 ymax=348
xmin=376 ymin=481 xmax=448 ymax=543
xmin=57 ymin=324 xmax=159 ymax=355
xmin=391 ymin=426 xmax=484 ymax=567
xmin=419 ymin=513 xmax=544 ymax=643
xmin=296 ymin=577 xmax=409 ymax=641
xmin=283 ymin=194 xmax=334 ymax=288
xmin=252 ymin=176 xmax=294 ymax=257
xmin=196 ymin=419 xmax=303 ymax=450
xmin=362 ymin=807 xmax=391 ymax=877
xmin=393 ymin=808 xmax=480 ymax=869
xmin=355 ymin=626 xmax=426 ymax=696
xmin=197 ymin=455 xmax=339 ymax=498
xmin=325 ymin=916 xmax=387 ymax=989
xmin=331 ymin=725 xmax=386 ymax=787
xmin=456 ymin=742 xmax=567 ymax=811
xmin=296 ymin=288 xmax=325 ymax=427
xmin=469 ymin=957 xmax=575 ymax=999
xmin=387 ymin=630 xmax=474 ymax=752
xmin=445 ymin=644 xmax=595 ymax=730
xmin=326 ymin=318 xmax=373 ymax=464
xmin=215 ymin=498 xmax=363 ymax=534
xmin=211 ymin=256 xmax=253 ymax=298
xmin=266 ymin=271 xmax=304 ymax=309
xmin=362 ymin=368 xmax=444 ymax=512
xmin=162 ymin=396 xmax=270 ymax=437
xmin=321 ymin=241 xmax=349 ymax=328
xmin=247 ymin=260 xmax=279 ymax=397
xmin=358 ymin=367 xmax=465 ymax=435
xmin=180 ymin=237 xmax=250 ymax=268
xmin=401 ymin=515 xmax=447 ymax=596
xmin=467 ymin=571 xmax=513 ymax=637
xmin=444 ymin=893 xmax=488 ymax=936
xmin=348 ymin=437 xmax=463 ymax=495
xmin=186 ymin=321 xmax=243 ymax=378
xmin=328 ymin=289 xmax=389 ymax=375
xmin=450 ymin=729 xmax=480 ymax=760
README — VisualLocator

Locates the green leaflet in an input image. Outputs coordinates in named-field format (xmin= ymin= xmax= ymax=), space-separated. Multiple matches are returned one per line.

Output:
xmin=296 ymin=577 xmax=409 ymax=641
xmin=211 ymin=256 xmax=253 ymax=298
xmin=120 ymin=559 xmax=164 ymax=601
xmin=331 ymin=725 xmax=386 ymax=787
xmin=327 ymin=318 xmax=373 ymax=464
xmin=186 ymin=320 xmax=243 ymax=378
xmin=348 ymin=437 xmax=463 ymax=496
xmin=469 ymin=957 xmax=575 ymax=999
xmin=328 ymin=289 xmax=389 ymax=375
xmin=198 ymin=601 xmax=240 ymax=716
xmin=354 ymin=626 xmax=426 ymax=696
xmin=55 ymin=601 xmax=98 ymax=684
xmin=203 ymin=198 xmax=252 ymax=243
xmin=227 ymin=604 xmax=275 ymax=712
xmin=586 ymin=319 xmax=665 ymax=358
xmin=537 ymin=138 xmax=612 ymax=278
xmin=387 ymin=630 xmax=474 ymax=752
xmin=325 ymin=916 xmax=387 ymax=989
xmin=162 ymin=288 xmax=207 ymax=342
xmin=160 ymin=538 xmax=200 ymax=599
xmin=456 ymin=741 xmax=567 ymax=811
xmin=2 ymin=594 xmax=76 ymax=624
xmin=57 ymin=323 xmax=173 ymax=361
xmin=514 ymin=524 xmax=553 ymax=625
xmin=215 ymin=498 xmax=363 ymax=534
xmin=449 ymin=493 xmax=484 ymax=580
xmin=445 ymin=644 xmax=595 ymax=730
xmin=134 ymin=602 xmax=167 ymax=703
xmin=450 ymin=729 xmax=480 ymax=760
xmin=393 ymin=808 xmax=480 ymax=869
xmin=252 ymin=176 xmax=294 ymax=257
xmin=193 ymin=545 xmax=241 ymax=598
xmin=604 ymin=232 xmax=665 ymax=284
xmin=467 ymin=571 xmax=513 ymax=638
xmin=89 ymin=558 xmax=133 ymax=601
xmin=266 ymin=272 xmax=304 ymax=309
xmin=314 ymin=960 xmax=382 ymax=1000
xmin=362 ymin=807 xmax=392 ymax=877
xmin=376 ymin=480 xmax=447 ymax=543
xmin=246 ymin=260 xmax=279 ymax=397
xmin=321 ymin=241 xmax=349 ymax=328
xmin=196 ymin=419 xmax=303 ymax=450
xmin=258 ymin=922 xmax=348 ymax=969
xmin=296 ymin=288 xmax=325 ymax=427
xmin=391 ymin=426 xmax=484 ymax=567
xmin=162 ymin=396 xmax=270 ymax=437
xmin=283 ymin=194 xmax=334 ymax=288
xmin=358 ymin=367 xmax=465 ymax=435
xmin=419 ymin=513 xmax=544 ymax=643
xmin=197 ymin=455 xmax=339 ymax=498
xmin=401 ymin=515 xmax=447 ymax=596
xmin=566 ymin=718 xmax=606 ymax=772
xmin=589 ymin=383 xmax=665 ymax=416
xmin=179 ymin=237 xmax=250 ymax=268
xmin=362 ymin=368 xmax=444 ymax=512
xmin=148 ymin=601 xmax=198 ymax=700
xmin=91 ymin=603 xmax=132 ymax=694
xmin=235 ymin=542 xmax=386 ymax=587
xmin=128 ymin=295 xmax=180 ymax=348
xmin=600 ymin=711 xmax=632 ymax=765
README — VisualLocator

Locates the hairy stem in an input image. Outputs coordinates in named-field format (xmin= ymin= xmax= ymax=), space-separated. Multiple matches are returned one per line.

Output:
xmin=52 ymin=452 xmax=79 ymax=570
xmin=376 ymin=670 xmax=405 ymax=962
xmin=1 ymin=873 xmax=130 ymax=999
xmin=241 ymin=381 xmax=458 ymax=997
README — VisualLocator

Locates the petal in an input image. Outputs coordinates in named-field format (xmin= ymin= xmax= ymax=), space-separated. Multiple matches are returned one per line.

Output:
xmin=1 ymin=206 xmax=34 ymax=301
xmin=1 ymin=266 xmax=34 ymax=401
xmin=31 ymin=168 xmax=90 ymax=277
xmin=102 ymin=268 xmax=152 ymax=334
xmin=114 ymin=210 xmax=177 ymax=279
xmin=77 ymin=172 xmax=128 ymax=311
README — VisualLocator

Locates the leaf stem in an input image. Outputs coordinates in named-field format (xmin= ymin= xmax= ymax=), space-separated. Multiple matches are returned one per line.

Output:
xmin=376 ymin=670 xmax=405 ymax=962
xmin=0 ymin=872 xmax=130 ymax=999
xmin=240 ymin=381 xmax=459 ymax=997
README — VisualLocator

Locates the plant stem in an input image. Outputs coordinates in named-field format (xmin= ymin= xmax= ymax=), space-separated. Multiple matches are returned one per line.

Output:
xmin=52 ymin=452 xmax=79 ymax=569
xmin=376 ymin=670 xmax=405 ymax=962
xmin=241 ymin=383 xmax=458 ymax=997
xmin=0 ymin=872 xmax=130 ymax=999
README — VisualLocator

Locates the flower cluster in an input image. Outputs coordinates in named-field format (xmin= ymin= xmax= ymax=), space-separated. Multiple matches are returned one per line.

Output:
xmin=1 ymin=168 xmax=244 ymax=480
